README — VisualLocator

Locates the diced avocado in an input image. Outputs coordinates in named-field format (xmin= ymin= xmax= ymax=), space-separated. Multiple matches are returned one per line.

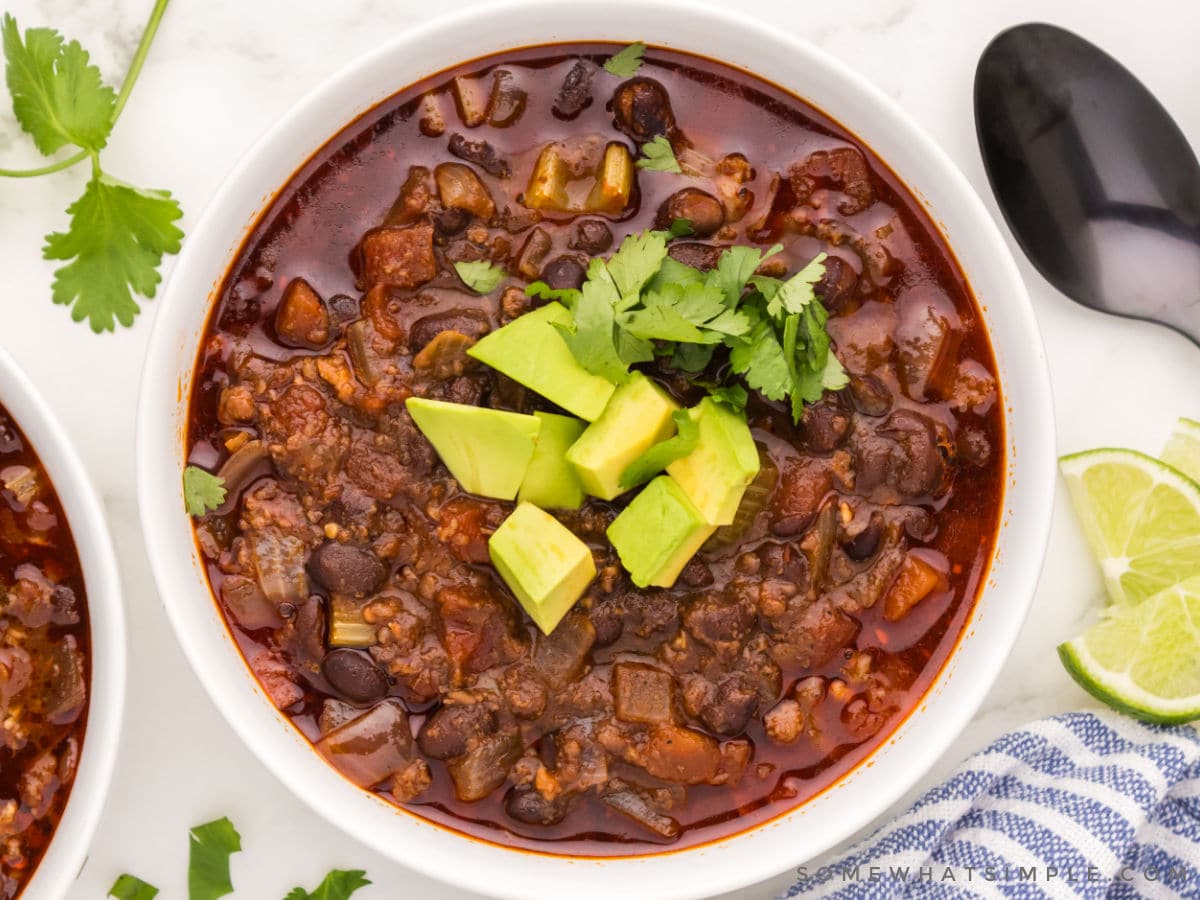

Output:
xmin=406 ymin=397 xmax=540 ymax=500
xmin=606 ymin=475 xmax=716 ymax=588
xmin=467 ymin=303 xmax=615 ymax=421
xmin=667 ymin=398 xmax=760 ymax=525
xmin=518 ymin=412 xmax=587 ymax=509
xmin=566 ymin=372 xmax=678 ymax=501
xmin=489 ymin=502 xmax=596 ymax=634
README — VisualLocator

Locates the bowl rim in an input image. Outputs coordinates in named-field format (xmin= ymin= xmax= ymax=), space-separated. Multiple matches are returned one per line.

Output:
xmin=135 ymin=1 xmax=1056 ymax=897
xmin=0 ymin=346 xmax=126 ymax=900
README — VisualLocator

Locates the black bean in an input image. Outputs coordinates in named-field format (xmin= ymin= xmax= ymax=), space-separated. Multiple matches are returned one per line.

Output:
xmin=433 ymin=207 xmax=471 ymax=237
xmin=848 ymin=374 xmax=893 ymax=417
xmin=322 ymin=649 xmax=389 ymax=704
xmin=843 ymin=512 xmax=883 ymax=561
xmin=327 ymin=294 xmax=360 ymax=327
xmin=540 ymin=256 xmax=587 ymax=291
xmin=408 ymin=308 xmax=490 ymax=352
xmin=506 ymin=786 xmax=569 ymax=825
xmin=656 ymin=189 xmax=725 ymax=238
xmin=308 ymin=542 xmax=387 ymax=595
xmin=569 ymin=219 xmax=613 ymax=254
xmin=611 ymin=77 xmax=677 ymax=142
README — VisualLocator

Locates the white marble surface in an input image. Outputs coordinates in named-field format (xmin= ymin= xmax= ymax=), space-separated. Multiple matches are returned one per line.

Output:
xmin=2 ymin=0 xmax=1199 ymax=896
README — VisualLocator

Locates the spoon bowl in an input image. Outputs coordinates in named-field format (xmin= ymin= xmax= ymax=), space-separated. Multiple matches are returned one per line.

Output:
xmin=975 ymin=23 xmax=1200 ymax=342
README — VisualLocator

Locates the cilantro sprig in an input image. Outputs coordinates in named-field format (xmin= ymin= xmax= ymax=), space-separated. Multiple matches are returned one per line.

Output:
xmin=109 ymin=816 xmax=371 ymax=900
xmin=529 ymin=229 xmax=846 ymax=421
xmin=109 ymin=875 xmax=159 ymax=900
xmin=603 ymin=41 xmax=645 ymax=77
xmin=453 ymin=259 xmax=507 ymax=294
xmin=188 ymin=816 xmax=241 ymax=900
xmin=1 ymin=0 xmax=182 ymax=332
xmin=285 ymin=869 xmax=372 ymax=900
xmin=184 ymin=465 xmax=226 ymax=516
xmin=637 ymin=135 xmax=681 ymax=173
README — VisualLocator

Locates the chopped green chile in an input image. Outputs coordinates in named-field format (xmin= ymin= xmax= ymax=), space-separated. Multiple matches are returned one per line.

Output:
xmin=328 ymin=595 xmax=377 ymax=648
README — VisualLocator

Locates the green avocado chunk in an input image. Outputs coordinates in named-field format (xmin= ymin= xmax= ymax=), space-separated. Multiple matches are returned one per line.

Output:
xmin=518 ymin=412 xmax=587 ymax=510
xmin=606 ymin=475 xmax=716 ymax=588
xmin=467 ymin=302 xmax=616 ymax=421
xmin=489 ymin=502 xmax=597 ymax=634
xmin=406 ymin=397 xmax=540 ymax=500
xmin=566 ymin=372 xmax=678 ymax=501
xmin=667 ymin=398 xmax=761 ymax=525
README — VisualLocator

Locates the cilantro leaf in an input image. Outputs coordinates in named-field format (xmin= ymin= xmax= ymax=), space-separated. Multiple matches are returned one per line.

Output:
xmin=671 ymin=342 xmax=715 ymax=373
xmin=620 ymin=409 xmax=700 ymax=488
xmin=709 ymin=244 xmax=781 ymax=307
xmin=454 ymin=259 xmax=507 ymax=294
xmin=768 ymin=252 xmax=826 ymax=319
xmin=707 ymin=383 xmax=749 ymax=413
xmin=554 ymin=278 xmax=629 ymax=384
xmin=781 ymin=312 xmax=805 ymax=421
xmin=109 ymin=875 xmax=159 ymax=900
xmin=527 ymin=280 xmax=581 ymax=307
xmin=2 ymin=14 xmax=115 ymax=155
xmin=188 ymin=817 xmax=241 ymax=900
xmin=669 ymin=217 xmax=694 ymax=238
xmin=183 ymin=466 xmax=226 ymax=516
xmin=615 ymin=324 xmax=654 ymax=366
xmin=629 ymin=281 xmax=748 ymax=343
xmin=284 ymin=869 xmax=372 ymax=900
xmin=606 ymin=230 xmax=668 ymax=297
xmin=648 ymin=256 xmax=705 ymax=292
xmin=637 ymin=135 xmax=681 ymax=173
xmin=43 ymin=174 xmax=183 ymax=331
xmin=603 ymin=41 xmax=646 ymax=77
xmin=727 ymin=305 xmax=792 ymax=401
xmin=820 ymin=350 xmax=850 ymax=392
xmin=622 ymin=302 xmax=703 ymax=342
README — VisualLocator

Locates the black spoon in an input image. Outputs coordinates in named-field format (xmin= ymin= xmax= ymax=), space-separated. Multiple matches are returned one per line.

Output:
xmin=975 ymin=22 xmax=1200 ymax=344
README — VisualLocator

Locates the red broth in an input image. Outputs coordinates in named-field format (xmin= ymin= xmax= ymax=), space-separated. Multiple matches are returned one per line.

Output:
xmin=187 ymin=44 xmax=1003 ymax=855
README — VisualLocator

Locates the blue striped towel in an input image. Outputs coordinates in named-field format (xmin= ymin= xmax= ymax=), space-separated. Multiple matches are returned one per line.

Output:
xmin=780 ymin=712 xmax=1200 ymax=898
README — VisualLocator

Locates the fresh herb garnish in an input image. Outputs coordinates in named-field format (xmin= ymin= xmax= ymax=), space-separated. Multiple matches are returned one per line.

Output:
xmin=183 ymin=465 xmax=226 ymax=516
xmin=620 ymin=408 xmax=700 ymax=488
xmin=284 ymin=869 xmax=372 ymax=900
xmin=668 ymin=217 xmax=695 ymax=238
xmin=603 ymin=41 xmax=646 ymax=77
xmin=453 ymin=259 xmax=507 ymax=294
xmin=531 ymin=228 xmax=845 ymax=421
xmin=1 ymin=1 xmax=182 ymax=331
xmin=706 ymin=382 xmax=749 ymax=413
xmin=108 ymin=875 xmax=159 ymax=900
xmin=110 ymin=817 xmax=371 ymax=900
xmin=188 ymin=816 xmax=241 ymax=900
xmin=636 ymin=135 xmax=681 ymax=173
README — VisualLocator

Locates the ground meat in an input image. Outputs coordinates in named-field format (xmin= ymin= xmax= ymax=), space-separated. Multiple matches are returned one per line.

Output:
xmin=355 ymin=223 xmax=437 ymax=290
xmin=790 ymin=147 xmax=875 ymax=216
xmin=260 ymin=383 xmax=350 ymax=488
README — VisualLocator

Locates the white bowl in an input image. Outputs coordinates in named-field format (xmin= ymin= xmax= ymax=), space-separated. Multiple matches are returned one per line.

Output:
xmin=136 ymin=1 xmax=1055 ymax=897
xmin=0 ymin=348 xmax=125 ymax=900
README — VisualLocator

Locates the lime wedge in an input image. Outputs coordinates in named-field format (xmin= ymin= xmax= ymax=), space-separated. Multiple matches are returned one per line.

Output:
xmin=1161 ymin=417 xmax=1200 ymax=483
xmin=1059 ymin=449 xmax=1200 ymax=605
xmin=1059 ymin=577 xmax=1200 ymax=724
